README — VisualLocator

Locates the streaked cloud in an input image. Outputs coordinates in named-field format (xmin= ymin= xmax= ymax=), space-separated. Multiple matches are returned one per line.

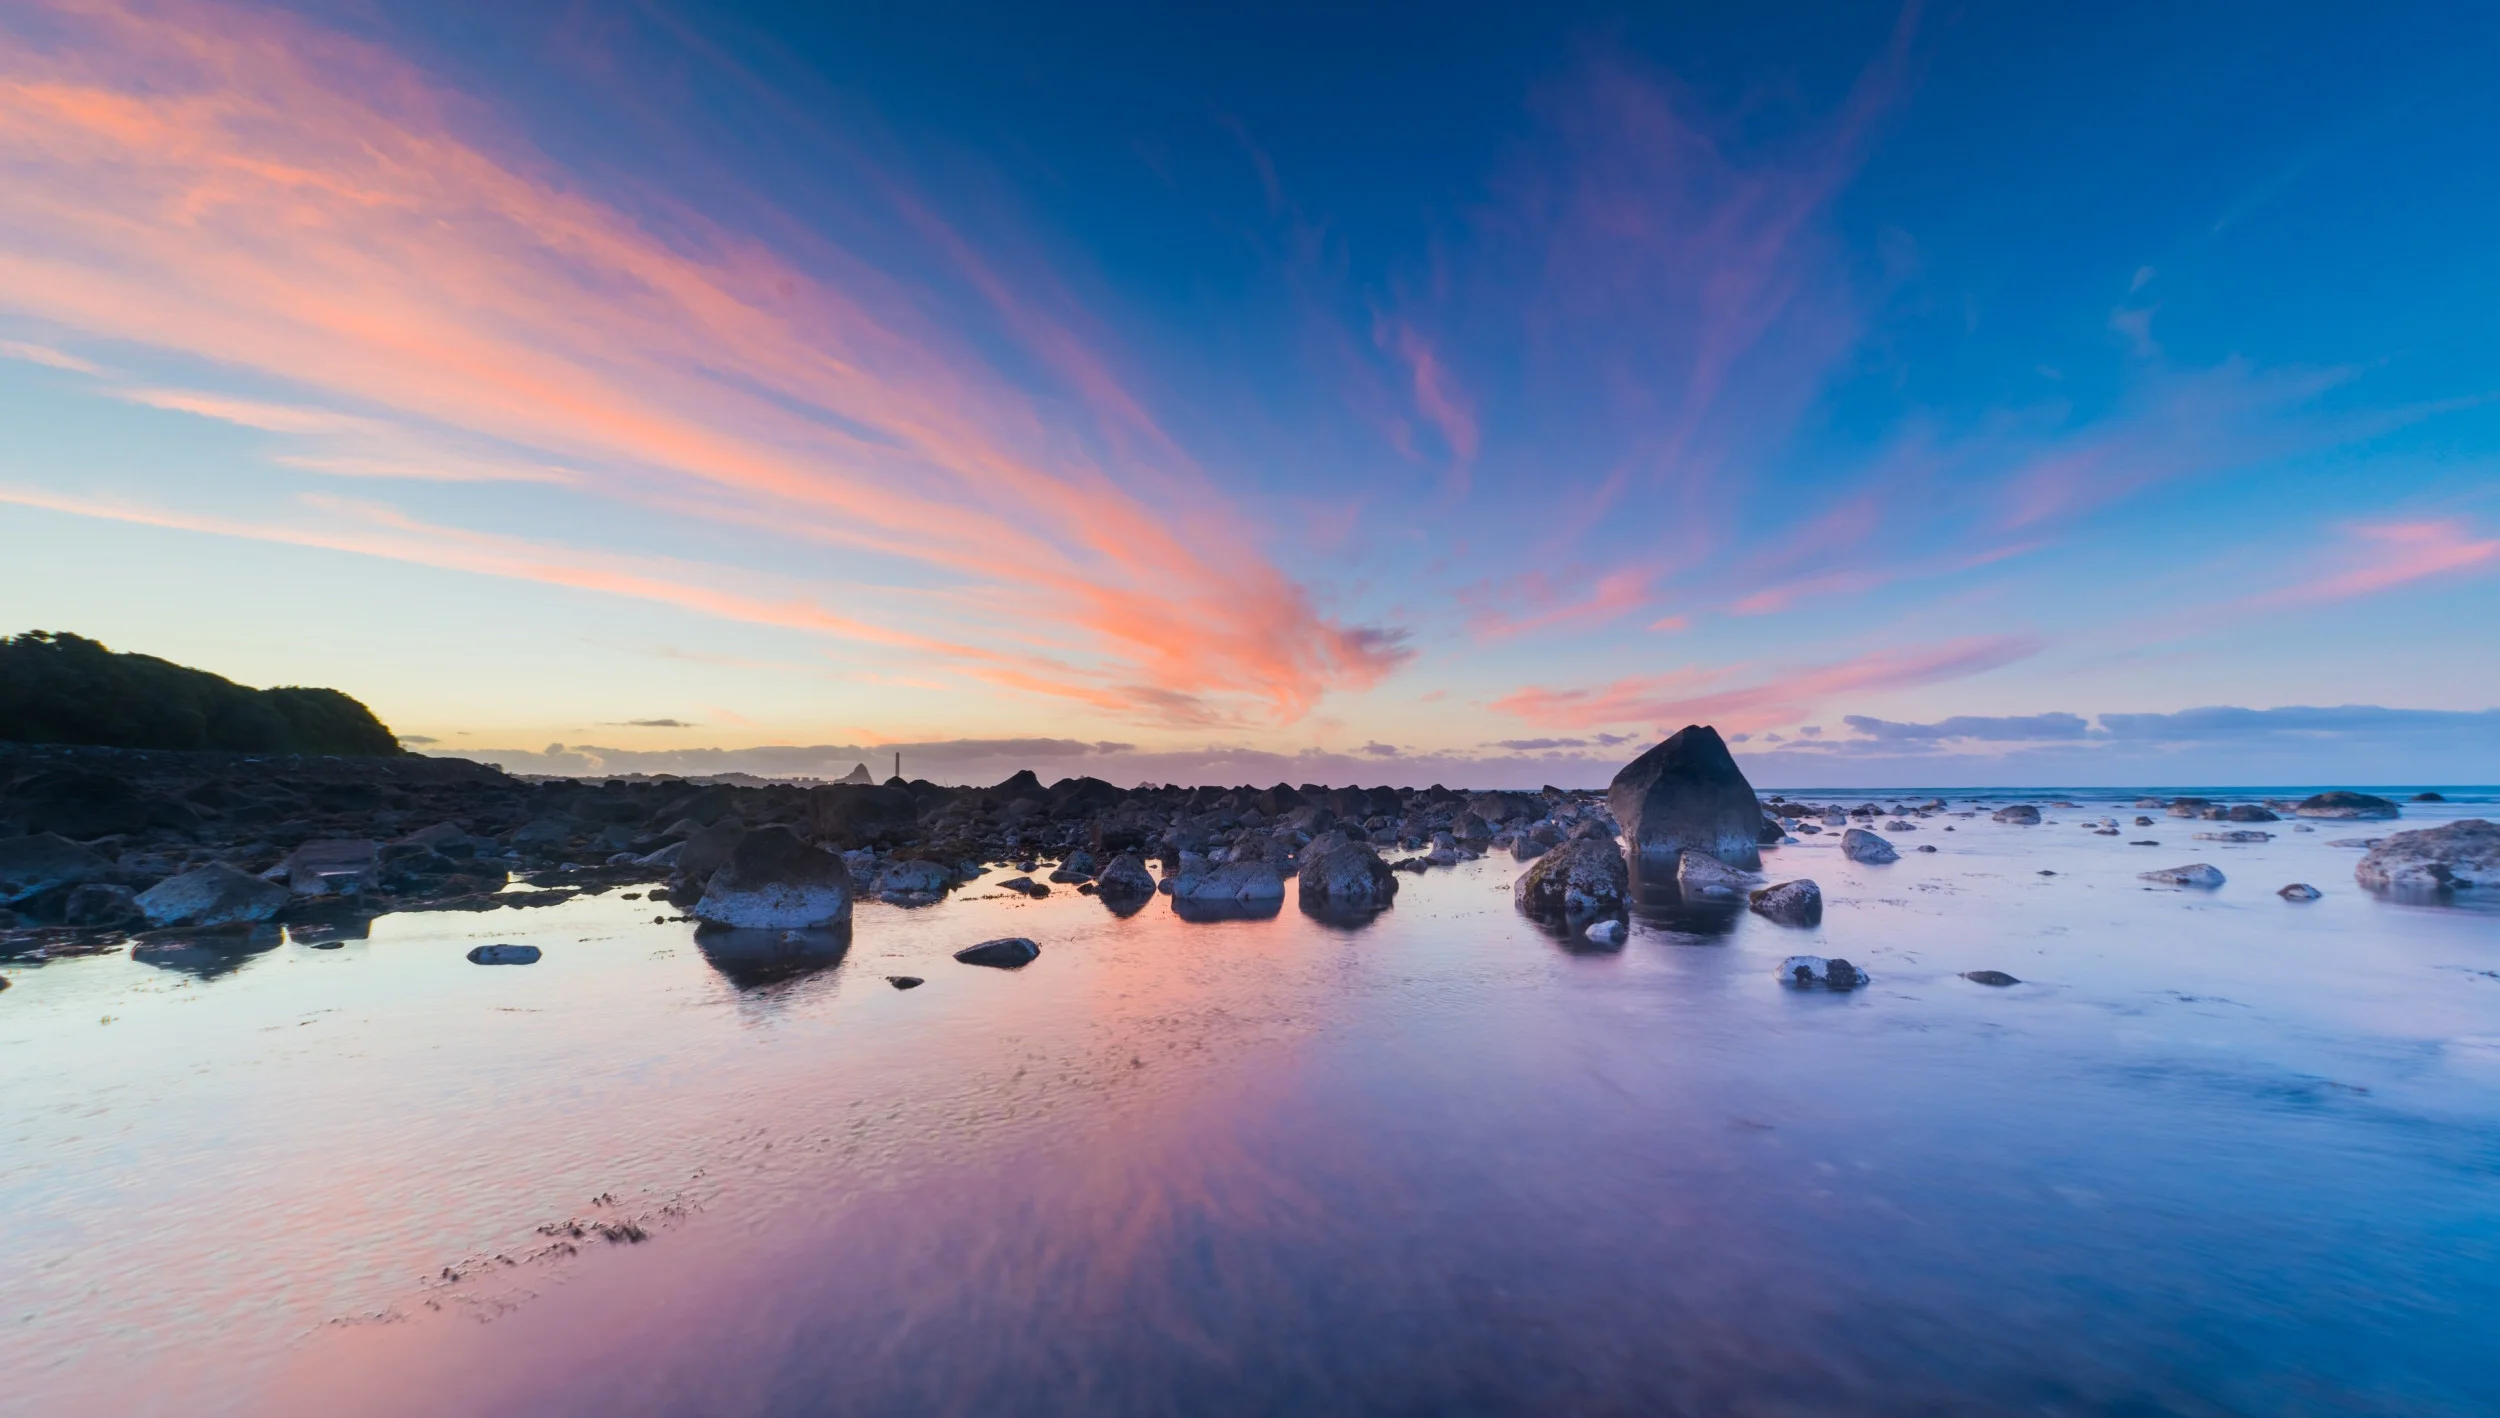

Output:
xmin=1489 ymin=634 xmax=2041 ymax=731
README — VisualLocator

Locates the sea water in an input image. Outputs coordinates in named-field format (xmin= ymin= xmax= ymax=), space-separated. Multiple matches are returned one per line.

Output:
xmin=3 ymin=792 xmax=2497 ymax=1416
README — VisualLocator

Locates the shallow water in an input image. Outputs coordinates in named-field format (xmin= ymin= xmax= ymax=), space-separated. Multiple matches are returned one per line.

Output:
xmin=5 ymin=792 xmax=2499 ymax=1417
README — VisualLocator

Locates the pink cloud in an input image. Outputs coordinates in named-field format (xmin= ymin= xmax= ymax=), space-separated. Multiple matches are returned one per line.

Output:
xmin=1373 ymin=316 xmax=1479 ymax=472
xmin=2252 ymin=519 xmax=2500 ymax=608
xmin=1489 ymin=633 xmax=2041 ymax=731
xmin=1465 ymin=563 xmax=1659 ymax=639
xmin=0 ymin=0 xmax=1405 ymax=725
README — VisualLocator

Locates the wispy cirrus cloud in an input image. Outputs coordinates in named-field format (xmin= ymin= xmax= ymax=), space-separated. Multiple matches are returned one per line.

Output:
xmin=2248 ymin=518 xmax=2500 ymax=608
xmin=0 ymin=0 xmax=1404 ymax=724
xmin=1489 ymin=632 xmax=2041 ymax=731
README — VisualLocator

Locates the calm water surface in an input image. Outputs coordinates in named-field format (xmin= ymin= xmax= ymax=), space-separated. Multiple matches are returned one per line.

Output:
xmin=5 ymin=793 xmax=2499 ymax=1416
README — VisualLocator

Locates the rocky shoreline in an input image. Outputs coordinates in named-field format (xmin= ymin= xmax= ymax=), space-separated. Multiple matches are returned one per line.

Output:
xmin=0 ymin=734 xmax=2483 ymax=971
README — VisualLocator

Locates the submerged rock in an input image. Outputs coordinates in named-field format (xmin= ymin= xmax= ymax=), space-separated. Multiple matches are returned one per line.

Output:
xmin=2140 ymin=863 xmax=2225 ymax=888
xmin=1961 ymin=970 xmax=2021 ymax=986
xmin=693 ymin=826 xmax=854 ymax=930
xmin=2193 ymin=830 xmax=2272 ymax=843
xmin=1748 ymin=879 xmax=1823 ymax=926
xmin=1841 ymin=828 xmax=1898 ymax=864
xmin=135 ymin=864 xmax=289 ymax=929
xmin=2354 ymin=819 xmax=2499 ymax=894
xmin=954 ymin=936 xmax=1040 ymax=969
xmin=2296 ymin=791 xmax=2401 ymax=821
xmin=466 ymin=943 xmax=541 ymax=964
xmin=1992 ymin=805 xmax=2041 ymax=825
xmin=1776 ymin=955 xmax=1865 ymax=989
xmin=2278 ymin=883 xmax=2322 ymax=901
xmin=1674 ymin=848 xmax=1756 ymax=900
xmin=1606 ymin=725 xmax=1764 ymax=869
xmin=888 ymin=975 xmax=924 ymax=989
xmin=1513 ymin=836 xmax=1629 ymax=919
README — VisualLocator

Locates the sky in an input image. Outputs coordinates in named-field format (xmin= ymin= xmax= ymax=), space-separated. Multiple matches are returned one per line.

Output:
xmin=1 ymin=0 xmax=2496 ymax=788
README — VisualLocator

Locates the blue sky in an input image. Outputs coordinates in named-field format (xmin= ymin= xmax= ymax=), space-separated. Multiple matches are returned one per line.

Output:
xmin=0 ymin=0 xmax=2494 ymax=786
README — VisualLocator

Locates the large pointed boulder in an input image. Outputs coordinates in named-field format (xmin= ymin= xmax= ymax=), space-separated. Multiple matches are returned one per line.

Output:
xmin=1607 ymin=725 xmax=1764 ymax=869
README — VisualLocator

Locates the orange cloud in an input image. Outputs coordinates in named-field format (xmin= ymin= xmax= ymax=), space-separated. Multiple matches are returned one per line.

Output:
xmin=1490 ymin=633 xmax=2041 ymax=730
xmin=0 ymin=0 xmax=1404 ymax=723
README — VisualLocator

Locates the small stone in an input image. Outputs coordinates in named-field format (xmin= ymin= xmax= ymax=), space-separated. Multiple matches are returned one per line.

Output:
xmin=1961 ymin=969 xmax=2021 ymax=987
xmin=466 ymin=944 xmax=541 ymax=964
xmin=888 ymin=975 xmax=924 ymax=989
xmin=1582 ymin=918 xmax=1626 ymax=947
xmin=2278 ymin=883 xmax=2321 ymax=901
xmin=955 ymin=937 xmax=1040 ymax=969
xmin=2140 ymin=863 xmax=2225 ymax=888
xmin=1775 ymin=955 xmax=1866 ymax=989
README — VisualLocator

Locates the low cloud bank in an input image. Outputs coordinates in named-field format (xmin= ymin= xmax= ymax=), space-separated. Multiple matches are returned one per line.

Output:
xmin=430 ymin=704 xmax=2499 ymax=790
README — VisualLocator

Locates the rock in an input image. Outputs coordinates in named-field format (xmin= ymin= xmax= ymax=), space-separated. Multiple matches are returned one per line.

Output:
xmin=2295 ymin=791 xmax=2401 ymax=820
xmin=2326 ymin=837 xmax=2384 ymax=849
xmin=2139 ymin=863 xmax=2225 ymax=888
xmin=1510 ymin=835 xmax=1550 ymax=862
xmin=2225 ymin=804 xmax=2279 ymax=823
xmin=63 ymin=882 xmax=140 ymax=927
xmin=998 ymin=876 xmax=1049 ymax=897
xmin=888 ymin=975 xmax=923 ymax=988
xmin=1992 ymin=805 xmax=2042 ymax=825
xmin=1297 ymin=840 xmax=1399 ymax=908
xmin=1094 ymin=853 xmax=1157 ymax=900
xmin=135 ymin=864 xmax=290 ymax=928
xmin=2192 ymin=830 xmax=2272 ymax=843
xmin=0 ymin=832 xmax=113 ymax=905
xmin=1171 ymin=860 xmax=1286 ymax=904
xmin=280 ymin=838 xmax=380 ymax=896
xmin=2134 ymin=816 xmax=2155 ymax=827
xmin=693 ymin=826 xmax=854 ymax=930
xmin=954 ymin=936 xmax=1039 ymax=968
xmin=1915 ymin=844 xmax=1938 ymax=853
xmin=2354 ymin=819 xmax=2500 ymax=894
xmin=1841 ymin=828 xmax=1897 ymax=864
xmin=1961 ymin=970 xmax=2021 ymax=986
xmin=2167 ymin=798 xmax=2212 ymax=818
xmin=872 ymin=858 xmax=951 ymax=902
xmin=1775 ymin=955 xmax=1865 ymax=989
xmin=1882 ymin=820 xmax=1915 ymax=832
xmin=1793 ymin=822 xmax=1821 ymax=835
xmin=1513 ymin=836 xmax=1629 ymax=919
xmin=2278 ymin=883 xmax=2322 ymax=901
xmin=2412 ymin=791 xmax=2446 ymax=802
xmin=466 ymin=943 xmax=541 ymax=964
xmin=1607 ymin=725 xmax=1764 ymax=869
xmin=1748 ymin=879 xmax=1823 ymax=926
xmin=805 ymin=784 xmax=918 ymax=845
xmin=675 ymin=820 xmax=749 ymax=884
xmin=1674 ymin=848 xmax=1756 ymax=900
xmin=1583 ymin=918 xmax=1626 ymax=947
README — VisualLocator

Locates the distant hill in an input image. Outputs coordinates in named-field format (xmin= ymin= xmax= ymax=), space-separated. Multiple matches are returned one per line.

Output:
xmin=0 ymin=630 xmax=402 ymax=757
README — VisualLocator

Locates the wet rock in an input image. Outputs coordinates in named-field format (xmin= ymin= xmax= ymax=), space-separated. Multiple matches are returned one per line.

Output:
xmin=1675 ymin=848 xmax=1756 ymax=900
xmin=997 ymin=876 xmax=1049 ymax=897
xmin=954 ymin=936 xmax=1040 ymax=968
xmin=1583 ymin=918 xmax=1626 ymax=947
xmin=280 ymin=838 xmax=380 ymax=896
xmin=2354 ymin=819 xmax=2499 ymax=894
xmin=1992 ymin=805 xmax=2041 ymax=825
xmin=871 ymin=858 xmax=951 ymax=903
xmin=2134 ymin=816 xmax=2156 ymax=827
xmin=135 ymin=864 xmax=290 ymax=928
xmin=1749 ymin=879 xmax=1823 ymax=926
xmin=2225 ymin=804 xmax=2279 ymax=823
xmin=1094 ymin=853 xmax=1157 ymax=900
xmin=2295 ymin=791 xmax=2401 ymax=821
xmin=1510 ymin=835 xmax=1550 ymax=862
xmin=1172 ymin=860 xmax=1286 ymax=904
xmin=2139 ymin=863 xmax=2225 ymax=888
xmin=1961 ymin=970 xmax=2021 ymax=986
xmin=2166 ymin=798 xmax=2213 ymax=819
xmin=63 ymin=881 xmax=141 ymax=927
xmin=2278 ymin=883 xmax=2322 ymax=901
xmin=1514 ymin=836 xmax=1629 ymax=919
xmin=1607 ymin=725 xmax=1764 ymax=869
xmin=0 ymin=832 xmax=113 ymax=905
xmin=888 ymin=975 xmax=923 ymax=989
xmin=2193 ymin=830 xmax=2272 ymax=843
xmin=1297 ymin=840 xmax=1399 ymax=909
xmin=2412 ymin=791 xmax=2446 ymax=803
xmin=2325 ymin=837 xmax=2384 ymax=849
xmin=693 ymin=826 xmax=854 ymax=930
xmin=1915 ymin=844 xmax=1938 ymax=853
xmin=466 ymin=943 xmax=541 ymax=964
xmin=1776 ymin=955 xmax=1864 ymax=989
xmin=1841 ymin=828 xmax=1898 ymax=864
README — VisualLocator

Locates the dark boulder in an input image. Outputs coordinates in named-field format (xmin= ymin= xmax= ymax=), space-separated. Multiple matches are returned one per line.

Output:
xmin=2296 ymin=791 xmax=2401 ymax=820
xmin=1297 ymin=839 xmax=1399 ymax=909
xmin=805 ymin=784 xmax=918 ymax=845
xmin=694 ymin=826 xmax=854 ymax=930
xmin=1513 ymin=836 xmax=1628 ymax=920
xmin=1992 ymin=805 xmax=2042 ymax=825
xmin=1607 ymin=725 xmax=1763 ymax=869
xmin=0 ymin=832 xmax=113 ymax=904
xmin=1748 ymin=879 xmax=1823 ymax=926
xmin=1841 ymin=828 xmax=1897 ymax=864
xmin=955 ymin=936 xmax=1040 ymax=968
xmin=135 ymin=864 xmax=290 ymax=928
